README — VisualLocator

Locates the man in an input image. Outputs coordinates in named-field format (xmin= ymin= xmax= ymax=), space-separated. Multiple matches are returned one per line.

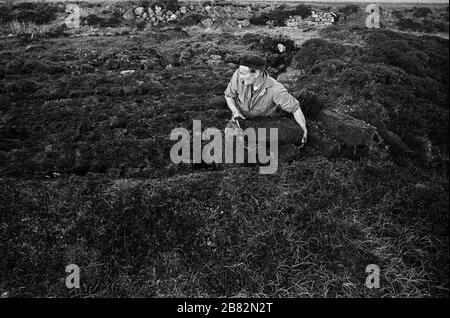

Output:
xmin=224 ymin=54 xmax=307 ymax=145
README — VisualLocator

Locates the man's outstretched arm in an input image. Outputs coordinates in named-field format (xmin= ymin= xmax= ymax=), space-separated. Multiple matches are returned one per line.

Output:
xmin=273 ymin=86 xmax=308 ymax=144
xmin=293 ymin=108 xmax=307 ymax=144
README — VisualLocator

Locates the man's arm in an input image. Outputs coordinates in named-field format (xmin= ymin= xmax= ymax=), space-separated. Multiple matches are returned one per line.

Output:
xmin=224 ymin=70 xmax=245 ymax=120
xmin=225 ymin=97 xmax=246 ymax=120
xmin=293 ymin=108 xmax=307 ymax=144
xmin=273 ymin=85 xmax=308 ymax=144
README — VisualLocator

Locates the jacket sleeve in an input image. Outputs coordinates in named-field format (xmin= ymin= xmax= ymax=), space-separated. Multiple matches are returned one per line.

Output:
xmin=224 ymin=69 xmax=239 ymax=99
xmin=273 ymin=84 xmax=300 ymax=113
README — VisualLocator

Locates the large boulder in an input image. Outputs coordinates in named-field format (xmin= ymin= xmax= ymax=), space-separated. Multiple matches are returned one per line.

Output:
xmin=313 ymin=109 xmax=383 ymax=159
xmin=318 ymin=109 xmax=380 ymax=146
xmin=122 ymin=9 xmax=135 ymax=21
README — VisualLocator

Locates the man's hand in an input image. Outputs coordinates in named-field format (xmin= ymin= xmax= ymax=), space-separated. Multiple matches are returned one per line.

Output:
xmin=293 ymin=108 xmax=307 ymax=146
xmin=301 ymin=128 xmax=307 ymax=145
xmin=225 ymin=96 xmax=246 ymax=122
xmin=231 ymin=109 xmax=246 ymax=121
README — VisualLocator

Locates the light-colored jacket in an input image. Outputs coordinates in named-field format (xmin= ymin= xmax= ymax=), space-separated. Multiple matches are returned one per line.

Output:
xmin=224 ymin=69 xmax=300 ymax=118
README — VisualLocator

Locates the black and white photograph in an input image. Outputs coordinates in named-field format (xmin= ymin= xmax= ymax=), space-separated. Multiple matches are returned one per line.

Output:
xmin=0 ymin=0 xmax=448 ymax=305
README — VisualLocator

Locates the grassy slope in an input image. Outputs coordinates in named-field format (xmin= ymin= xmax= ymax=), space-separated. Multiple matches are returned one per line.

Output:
xmin=0 ymin=24 xmax=448 ymax=296
xmin=1 ymin=157 xmax=448 ymax=297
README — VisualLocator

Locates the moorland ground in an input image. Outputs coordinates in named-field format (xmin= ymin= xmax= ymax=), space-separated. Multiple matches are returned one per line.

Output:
xmin=0 ymin=0 xmax=448 ymax=297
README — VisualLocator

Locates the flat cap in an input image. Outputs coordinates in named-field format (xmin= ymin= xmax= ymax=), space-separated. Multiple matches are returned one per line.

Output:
xmin=239 ymin=54 xmax=266 ymax=70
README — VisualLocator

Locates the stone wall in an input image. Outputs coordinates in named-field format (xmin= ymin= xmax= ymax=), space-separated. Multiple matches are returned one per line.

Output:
xmin=58 ymin=1 xmax=341 ymax=30
xmin=286 ymin=10 xmax=337 ymax=28
xmin=1 ymin=1 xmax=448 ymax=34
xmin=117 ymin=2 xmax=254 ymax=28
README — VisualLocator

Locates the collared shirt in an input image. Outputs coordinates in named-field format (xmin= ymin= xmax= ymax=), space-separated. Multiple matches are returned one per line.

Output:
xmin=224 ymin=69 xmax=300 ymax=118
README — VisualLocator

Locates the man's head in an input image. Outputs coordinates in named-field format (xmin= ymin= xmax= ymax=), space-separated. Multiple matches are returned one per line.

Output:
xmin=238 ymin=54 xmax=266 ymax=86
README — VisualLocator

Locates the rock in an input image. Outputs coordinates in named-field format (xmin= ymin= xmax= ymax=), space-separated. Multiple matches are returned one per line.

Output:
xmin=237 ymin=19 xmax=250 ymax=27
xmin=318 ymin=109 xmax=379 ymax=147
xmin=277 ymin=43 xmax=286 ymax=53
xmin=123 ymin=9 xmax=135 ymax=21
xmin=135 ymin=7 xmax=144 ymax=16
xmin=201 ymin=18 xmax=214 ymax=28
xmin=65 ymin=3 xmax=81 ymax=29
xmin=120 ymin=70 xmax=135 ymax=75
xmin=155 ymin=6 xmax=163 ymax=16
xmin=180 ymin=7 xmax=187 ymax=14
xmin=148 ymin=7 xmax=155 ymax=17
xmin=205 ymin=6 xmax=212 ymax=12
xmin=308 ymin=109 xmax=384 ymax=159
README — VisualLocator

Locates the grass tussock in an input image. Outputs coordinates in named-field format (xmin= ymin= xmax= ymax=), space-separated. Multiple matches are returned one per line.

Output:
xmin=8 ymin=20 xmax=52 ymax=36
xmin=292 ymin=27 xmax=448 ymax=164
xmin=0 ymin=157 xmax=448 ymax=297
xmin=0 ymin=1 xmax=61 ymax=25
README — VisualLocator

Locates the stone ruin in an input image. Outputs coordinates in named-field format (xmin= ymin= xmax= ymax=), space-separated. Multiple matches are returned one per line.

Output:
xmin=286 ymin=11 xmax=338 ymax=28
xmin=56 ymin=1 xmax=340 ymax=30
xmin=120 ymin=2 xmax=253 ymax=28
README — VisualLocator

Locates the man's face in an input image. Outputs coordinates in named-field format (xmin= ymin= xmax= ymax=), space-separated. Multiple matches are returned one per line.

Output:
xmin=239 ymin=65 xmax=260 ymax=86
